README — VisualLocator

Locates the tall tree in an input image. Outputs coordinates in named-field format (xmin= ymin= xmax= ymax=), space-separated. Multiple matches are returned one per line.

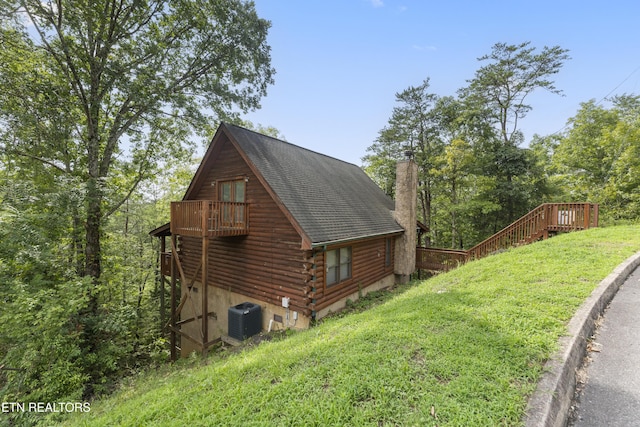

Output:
xmin=432 ymin=138 xmax=474 ymax=248
xmin=364 ymin=79 xmax=443 ymax=237
xmin=462 ymin=41 xmax=570 ymax=145
xmin=2 ymin=0 xmax=273 ymax=281
xmin=460 ymin=42 xmax=568 ymax=226
xmin=0 ymin=0 xmax=273 ymax=396
xmin=553 ymin=95 xmax=640 ymax=220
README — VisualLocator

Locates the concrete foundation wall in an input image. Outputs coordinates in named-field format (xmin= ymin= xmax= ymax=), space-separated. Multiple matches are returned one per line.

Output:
xmin=314 ymin=273 xmax=396 ymax=319
xmin=179 ymin=272 xmax=396 ymax=357
xmin=180 ymin=284 xmax=311 ymax=357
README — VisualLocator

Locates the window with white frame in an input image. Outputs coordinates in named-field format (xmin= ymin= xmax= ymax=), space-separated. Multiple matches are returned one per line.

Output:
xmin=326 ymin=246 xmax=352 ymax=287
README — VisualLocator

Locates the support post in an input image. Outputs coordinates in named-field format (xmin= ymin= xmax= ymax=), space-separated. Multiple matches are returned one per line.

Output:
xmin=201 ymin=236 xmax=209 ymax=357
xmin=159 ymin=236 xmax=166 ymax=330
xmin=170 ymin=234 xmax=177 ymax=362
xmin=584 ymin=204 xmax=590 ymax=229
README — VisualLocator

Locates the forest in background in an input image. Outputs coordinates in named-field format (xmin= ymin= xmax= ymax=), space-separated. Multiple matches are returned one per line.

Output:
xmin=0 ymin=1 xmax=275 ymax=423
xmin=363 ymin=43 xmax=640 ymax=249
xmin=0 ymin=1 xmax=639 ymax=423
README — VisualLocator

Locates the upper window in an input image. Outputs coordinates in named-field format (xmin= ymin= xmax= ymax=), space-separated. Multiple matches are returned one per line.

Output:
xmin=326 ymin=246 xmax=352 ymax=287
xmin=219 ymin=179 xmax=245 ymax=203
xmin=219 ymin=179 xmax=246 ymax=226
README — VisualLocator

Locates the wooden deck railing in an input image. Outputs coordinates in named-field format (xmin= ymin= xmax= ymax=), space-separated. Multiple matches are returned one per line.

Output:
xmin=545 ymin=203 xmax=599 ymax=231
xmin=416 ymin=247 xmax=468 ymax=272
xmin=416 ymin=203 xmax=598 ymax=272
xmin=170 ymin=200 xmax=249 ymax=237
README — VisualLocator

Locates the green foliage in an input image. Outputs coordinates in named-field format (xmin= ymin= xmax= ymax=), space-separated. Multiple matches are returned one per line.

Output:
xmin=458 ymin=42 xmax=569 ymax=231
xmin=0 ymin=166 xmax=181 ymax=426
xmin=364 ymin=42 xmax=566 ymax=248
xmin=364 ymin=79 xmax=442 ymax=207
xmin=0 ymin=0 xmax=274 ymax=281
xmin=431 ymin=138 xmax=481 ymax=248
xmin=462 ymin=41 xmax=570 ymax=145
xmin=553 ymin=95 xmax=640 ymax=220
xmin=0 ymin=177 xmax=89 ymax=426
xmin=0 ymin=0 xmax=274 ymax=401
xmin=59 ymin=226 xmax=640 ymax=426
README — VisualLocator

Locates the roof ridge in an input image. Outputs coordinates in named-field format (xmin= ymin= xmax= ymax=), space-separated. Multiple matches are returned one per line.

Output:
xmin=222 ymin=122 xmax=401 ymax=245
xmin=224 ymin=122 xmax=361 ymax=169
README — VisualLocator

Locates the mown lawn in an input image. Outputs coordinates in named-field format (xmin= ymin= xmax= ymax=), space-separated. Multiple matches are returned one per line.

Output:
xmin=58 ymin=225 xmax=640 ymax=426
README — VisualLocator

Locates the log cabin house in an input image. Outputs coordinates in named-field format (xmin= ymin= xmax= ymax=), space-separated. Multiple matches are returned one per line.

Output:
xmin=150 ymin=123 xmax=417 ymax=358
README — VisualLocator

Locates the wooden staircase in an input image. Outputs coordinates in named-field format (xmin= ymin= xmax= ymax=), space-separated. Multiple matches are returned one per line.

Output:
xmin=416 ymin=203 xmax=599 ymax=272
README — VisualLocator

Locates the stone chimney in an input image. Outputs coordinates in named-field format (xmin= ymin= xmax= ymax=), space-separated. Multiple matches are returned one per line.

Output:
xmin=393 ymin=158 xmax=418 ymax=283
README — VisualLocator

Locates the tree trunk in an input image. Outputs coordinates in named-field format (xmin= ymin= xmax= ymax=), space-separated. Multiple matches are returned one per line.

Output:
xmin=81 ymin=175 xmax=103 ymax=399
xmin=71 ymin=207 xmax=84 ymax=276
xmin=450 ymin=178 xmax=457 ymax=249
xmin=85 ymin=177 xmax=102 ymax=281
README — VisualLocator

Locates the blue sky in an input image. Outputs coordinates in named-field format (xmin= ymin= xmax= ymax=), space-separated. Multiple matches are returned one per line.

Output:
xmin=244 ymin=0 xmax=640 ymax=165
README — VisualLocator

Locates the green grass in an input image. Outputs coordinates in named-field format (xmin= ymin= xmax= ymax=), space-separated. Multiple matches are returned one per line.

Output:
xmin=58 ymin=225 xmax=640 ymax=426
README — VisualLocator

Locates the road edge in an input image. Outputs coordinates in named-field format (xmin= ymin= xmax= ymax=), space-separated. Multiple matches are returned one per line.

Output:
xmin=524 ymin=251 xmax=640 ymax=427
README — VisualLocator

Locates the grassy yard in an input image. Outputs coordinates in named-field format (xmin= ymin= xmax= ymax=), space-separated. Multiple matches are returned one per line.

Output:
xmin=58 ymin=225 xmax=640 ymax=426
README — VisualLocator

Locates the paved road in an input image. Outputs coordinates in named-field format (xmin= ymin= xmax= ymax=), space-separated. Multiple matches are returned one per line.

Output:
xmin=570 ymin=266 xmax=640 ymax=426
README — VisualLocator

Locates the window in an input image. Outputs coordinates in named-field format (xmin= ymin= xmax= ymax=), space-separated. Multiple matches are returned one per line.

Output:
xmin=219 ymin=179 xmax=246 ymax=226
xmin=326 ymin=246 xmax=352 ymax=287
xmin=219 ymin=179 xmax=245 ymax=203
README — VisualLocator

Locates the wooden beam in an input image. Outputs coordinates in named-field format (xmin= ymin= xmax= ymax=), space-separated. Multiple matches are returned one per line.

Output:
xmin=165 ymin=259 xmax=202 ymax=329
xmin=201 ymin=236 xmax=209 ymax=357
xmin=176 ymin=311 xmax=217 ymax=326
xmin=160 ymin=237 xmax=166 ymax=329
xmin=203 ymin=338 xmax=222 ymax=349
xmin=171 ymin=238 xmax=188 ymax=286
xmin=170 ymin=235 xmax=177 ymax=362
xmin=168 ymin=326 xmax=204 ymax=349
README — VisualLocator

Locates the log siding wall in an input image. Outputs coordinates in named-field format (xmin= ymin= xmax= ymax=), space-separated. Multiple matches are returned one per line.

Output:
xmin=311 ymin=236 xmax=395 ymax=314
xmin=177 ymin=134 xmax=398 ymax=319
xmin=179 ymin=135 xmax=310 ymax=313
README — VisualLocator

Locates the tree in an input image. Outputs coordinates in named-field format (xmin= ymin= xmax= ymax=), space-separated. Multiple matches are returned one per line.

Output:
xmin=365 ymin=42 xmax=568 ymax=248
xmin=0 ymin=171 xmax=92 ymax=423
xmin=432 ymin=138 xmax=474 ymax=248
xmin=0 ymin=0 xmax=274 ymax=396
xmin=459 ymin=42 xmax=568 ymax=226
xmin=553 ymin=95 xmax=640 ymax=220
xmin=462 ymin=42 xmax=570 ymax=145
xmin=364 ymin=79 xmax=443 ymax=238
xmin=2 ymin=0 xmax=273 ymax=281
xmin=362 ymin=126 xmax=403 ymax=197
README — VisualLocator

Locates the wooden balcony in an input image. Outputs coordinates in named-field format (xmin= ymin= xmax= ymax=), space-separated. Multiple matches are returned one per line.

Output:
xmin=545 ymin=203 xmax=599 ymax=232
xmin=170 ymin=200 xmax=249 ymax=237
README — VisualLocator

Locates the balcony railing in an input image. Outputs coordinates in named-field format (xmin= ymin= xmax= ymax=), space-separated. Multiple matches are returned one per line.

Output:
xmin=170 ymin=200 xmax=249 ymax=237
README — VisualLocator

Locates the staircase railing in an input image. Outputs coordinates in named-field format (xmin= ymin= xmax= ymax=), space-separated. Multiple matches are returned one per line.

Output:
xmin=468 ymin=204 xmax=548 ymax=260
xmin=416 ymin=203 xmax=599 ymax=272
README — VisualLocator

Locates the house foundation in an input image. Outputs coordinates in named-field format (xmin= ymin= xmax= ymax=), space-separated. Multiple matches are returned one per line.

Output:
xmin=179 ymin=282 xmax=312 ymax=357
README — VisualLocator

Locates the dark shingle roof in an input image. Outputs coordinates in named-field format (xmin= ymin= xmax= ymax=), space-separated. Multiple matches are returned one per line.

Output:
xmin=224 ymin=124 xmax=403 ymax=246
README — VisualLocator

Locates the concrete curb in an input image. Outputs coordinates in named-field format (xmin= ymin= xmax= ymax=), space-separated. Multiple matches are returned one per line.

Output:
xmin=524 ymin=251 xmax=640 ymax=427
